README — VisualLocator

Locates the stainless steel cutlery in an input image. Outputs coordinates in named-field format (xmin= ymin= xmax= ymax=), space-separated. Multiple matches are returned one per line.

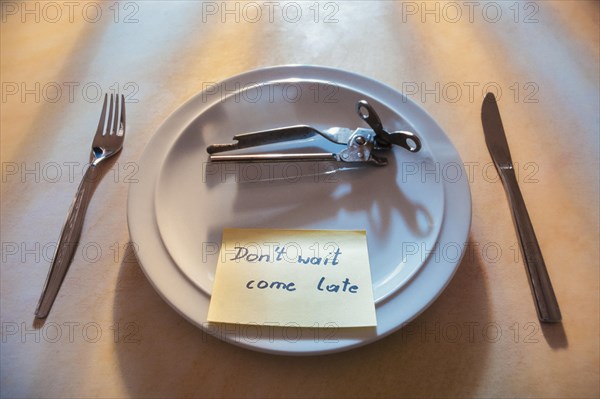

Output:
xmin=482 ymin=92 xmax=561 ymax=323
xmin=35 ymin=94 xmax=126 ymax=318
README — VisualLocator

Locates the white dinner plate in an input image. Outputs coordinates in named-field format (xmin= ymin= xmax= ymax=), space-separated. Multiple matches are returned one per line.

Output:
xmin=127 ymin=65 xmax=471 ymax=355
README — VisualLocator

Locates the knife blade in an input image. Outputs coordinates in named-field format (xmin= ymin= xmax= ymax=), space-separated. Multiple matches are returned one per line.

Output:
xmin=482 ymin=93 xmax=561 ymax=323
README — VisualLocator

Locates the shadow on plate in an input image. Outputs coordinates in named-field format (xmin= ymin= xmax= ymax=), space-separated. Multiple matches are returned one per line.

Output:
xmin=171 ymin=101 xmax=436 ymax=244
xmin=199 ymin=151 xmax=437 ymax=258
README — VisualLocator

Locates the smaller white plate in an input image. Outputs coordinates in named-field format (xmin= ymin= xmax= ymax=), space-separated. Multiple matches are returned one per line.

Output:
xmin=154 ymin=79 xmax=445 ymax=304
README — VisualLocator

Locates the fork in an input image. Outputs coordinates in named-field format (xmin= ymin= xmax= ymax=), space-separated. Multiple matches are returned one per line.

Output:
xmin=35 ymin=94 xmax=126 ymax=318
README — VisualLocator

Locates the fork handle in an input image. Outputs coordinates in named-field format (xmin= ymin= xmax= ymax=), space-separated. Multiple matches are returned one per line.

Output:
xmin=35 ymin=165 xmax=98 ymax=318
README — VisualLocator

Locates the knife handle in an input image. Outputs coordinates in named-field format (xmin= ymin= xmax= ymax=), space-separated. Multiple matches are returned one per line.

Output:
xmin=499 ymin=167 xmax=562 ymax=322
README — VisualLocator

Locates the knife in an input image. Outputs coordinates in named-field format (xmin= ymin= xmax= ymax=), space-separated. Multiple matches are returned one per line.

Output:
xmin=481 ymin=92 xmax=561 ymax=323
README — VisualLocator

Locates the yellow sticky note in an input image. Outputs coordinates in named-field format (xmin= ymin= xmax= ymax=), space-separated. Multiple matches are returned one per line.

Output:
xmin=207 ymin=228 xmax=377 ymax=328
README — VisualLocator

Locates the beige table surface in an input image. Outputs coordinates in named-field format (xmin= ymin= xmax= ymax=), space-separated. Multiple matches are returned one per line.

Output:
xmin=1 ymin=1 xmax=599 ymax=398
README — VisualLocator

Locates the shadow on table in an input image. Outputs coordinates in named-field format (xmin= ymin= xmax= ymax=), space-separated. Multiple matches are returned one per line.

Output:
xmin=112 ymin=232 xmax=496 ymax=398
xmin=540 ymin=320 xmax=568 ymax=349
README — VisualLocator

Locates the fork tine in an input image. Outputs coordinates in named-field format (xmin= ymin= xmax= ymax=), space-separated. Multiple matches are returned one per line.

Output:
xmin=119 ymin=94 xmax=126 ymax=136
xmin=95 ymin=94 xmax=108 ymax=137
xmin=105 ymin=94 xmax=114 ymax=136
xmin=112 ymin=94 xmax=120 ymax=135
